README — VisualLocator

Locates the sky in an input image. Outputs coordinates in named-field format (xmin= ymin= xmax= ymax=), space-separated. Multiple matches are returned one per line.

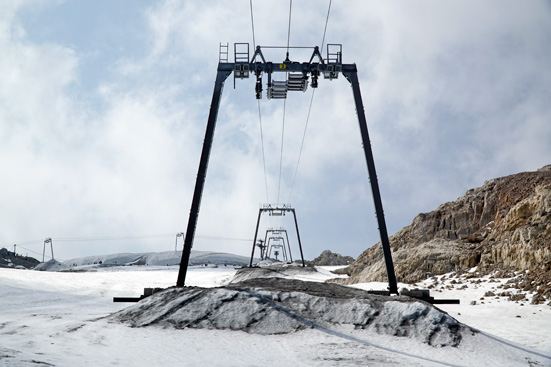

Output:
xmin=1 ymin=0 xmax=550 ymax=262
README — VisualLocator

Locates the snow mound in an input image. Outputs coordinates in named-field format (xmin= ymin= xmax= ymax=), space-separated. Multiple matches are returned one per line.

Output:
xmin=34 ymin=259 xmax=69 ymax=272
xmin=230 ymin=263 xmax=319 ymax=283
xmin=112 ymin=278 xmax=471 ymax=347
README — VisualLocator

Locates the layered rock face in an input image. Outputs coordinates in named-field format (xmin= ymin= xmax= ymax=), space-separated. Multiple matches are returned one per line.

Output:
xmin=342 ymin=165 xmax=551 ymax=296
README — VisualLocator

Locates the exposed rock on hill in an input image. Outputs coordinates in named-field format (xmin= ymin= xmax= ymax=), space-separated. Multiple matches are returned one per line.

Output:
xmin=0 ymin=248 xmax=40 ymax=269
xmin=311 ymin=250 xmax=355 ymax=266
xmin=340 ymin=165 xmax=551 ymax=301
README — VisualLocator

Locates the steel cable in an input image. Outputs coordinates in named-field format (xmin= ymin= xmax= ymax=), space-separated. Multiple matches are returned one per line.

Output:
xmin=286 ymin=0 xmax=333 ymax=204
xmin=249 ymin=0 xmax=270 ymax=203
xmin=321 ymin=0 xmax=333 ymax=53
xmin=277 ymin=99 xmax=287 ymax=205
xmin=249 ymin=0 xmax=256 ymax=50
xmin=286 ymin=0 xmax=293 ymax=53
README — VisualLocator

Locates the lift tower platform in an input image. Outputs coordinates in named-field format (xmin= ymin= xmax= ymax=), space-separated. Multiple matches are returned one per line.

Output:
xmin=176 ymin=44 xmax=399 ymax=296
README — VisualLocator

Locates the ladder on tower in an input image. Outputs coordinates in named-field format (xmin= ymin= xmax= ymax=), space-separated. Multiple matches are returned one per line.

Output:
xmin=219 ymin=42 xmax=229 ymax=63
xmin=233 ymin=43 xmax=250 ymax=87
xmin=324 ymin=44 xmax=342 ymax=80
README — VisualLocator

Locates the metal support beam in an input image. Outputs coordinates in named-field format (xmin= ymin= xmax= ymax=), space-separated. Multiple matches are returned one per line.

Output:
xmin=249 ymin=209 xmax=263 ymax=267
xmin=291 ymin=209 xmax=306 ymax=267
xmin=284 ymin=229 xmax=292 ymax=262
xmin=176 ymin=65 xmax=232 ymax=287
xmin=342 ymin=67 xmax=399 ymax=295
xmin=43 ymin=238 xmax=53 ymax=262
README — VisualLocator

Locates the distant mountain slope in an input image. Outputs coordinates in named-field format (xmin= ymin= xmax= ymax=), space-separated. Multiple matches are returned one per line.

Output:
xmin=341 ymin=165 xmax=551 ymax=302
xmin=0 ymin=248 xmax=40 ymax=269
xmin=63 ymin=250 xmax=252 ymax=268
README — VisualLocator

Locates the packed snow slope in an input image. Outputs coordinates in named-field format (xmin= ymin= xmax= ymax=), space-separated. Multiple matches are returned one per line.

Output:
xmin=1 ymin=265 xmax=550 ymax=366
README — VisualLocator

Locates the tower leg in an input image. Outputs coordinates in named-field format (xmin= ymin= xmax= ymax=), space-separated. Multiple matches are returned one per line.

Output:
xmin=291 ymin=209 xmax=306 ymax=267
xmin=176 ymin=66 xmax=232 ymax=287
xmin=343 ymin=68 xmax=398 ymax=295
xmin=249 ymin=209 xmax=263 ymax=267
xmin=284 ymin=230 xmax=293 ymax=263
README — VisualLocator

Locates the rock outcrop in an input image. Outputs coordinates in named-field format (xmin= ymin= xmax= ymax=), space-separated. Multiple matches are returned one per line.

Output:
xmin=0 ymin=248 xmax=40 ymax=269
xmin=340 ymin=165 xmax=551 ymax=300
xmin=311 ymin=250 xmax=355 ymax=266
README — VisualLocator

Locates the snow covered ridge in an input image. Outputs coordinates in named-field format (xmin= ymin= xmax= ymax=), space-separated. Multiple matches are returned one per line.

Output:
xmin=112 ymin=278 xmax=472 ymax=347
xmin=62 ymin=250 xmax=252 ymax=269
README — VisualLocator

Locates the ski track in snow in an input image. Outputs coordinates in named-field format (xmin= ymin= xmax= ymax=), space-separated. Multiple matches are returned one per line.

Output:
xmin=1 ymin=265 xmax=550 ymax=366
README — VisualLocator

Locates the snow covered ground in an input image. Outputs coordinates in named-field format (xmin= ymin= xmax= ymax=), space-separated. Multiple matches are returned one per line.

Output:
xmin=1 ymin=264 xmax=550 ymax=366
xmin=351 ymin=275 xmax=551 ymax=357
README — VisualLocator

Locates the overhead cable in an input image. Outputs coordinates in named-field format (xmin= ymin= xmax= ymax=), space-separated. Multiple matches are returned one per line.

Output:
xmin=286 ymin=0 xmax=293 ymax=54
xmin=320 ymin=0 xmax=333 ymax=53
xmin=277 ymin=99 xmax=287 ymax=205
xmin=249 ymin=0 xmax=270 ymax=204
xmin=249 ymin=0 xmax=256 ymax=50
xmin=257 ymin=101 xmax=270 ymax=203
xmin=13 ymin=244 xmax=48 ymax=259
xmin=279 ymin=0 xmax=292 ymax=204
xmin=287 ymin=0 xmax=333 ymax=204
xmin=287 ymin=89 xmax=316 ymax=203
xmin=55 ymin=233 xmax=173 ymax=242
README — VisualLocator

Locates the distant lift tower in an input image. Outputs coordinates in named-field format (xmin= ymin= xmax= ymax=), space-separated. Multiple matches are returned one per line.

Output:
xmin=264 ymin=228 xmax=293 ymax=263
xmin=249 ymin=205 xmax=304 ymax=266
xmin=43 ymin=237 xmax=53 ymax=262
xmin=177 ymin=43 xmax=398 ymax=295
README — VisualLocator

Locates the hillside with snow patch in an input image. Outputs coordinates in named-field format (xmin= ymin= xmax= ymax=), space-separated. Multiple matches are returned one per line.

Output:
xmin=62 ymin=250 xmax=253 ymax=269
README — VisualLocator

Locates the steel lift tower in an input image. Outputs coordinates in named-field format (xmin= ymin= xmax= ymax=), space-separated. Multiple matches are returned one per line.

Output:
xmin=176 ymin=43 xmax=399 ymax=295
xmin=249 ymin=205 xmax=305 ymax=266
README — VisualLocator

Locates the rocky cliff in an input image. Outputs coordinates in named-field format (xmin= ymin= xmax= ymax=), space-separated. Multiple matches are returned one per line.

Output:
xmin=311 ymin=250 xmax=355 ymax=266
xmin=341 ymin=165 xmax=551 ymax=301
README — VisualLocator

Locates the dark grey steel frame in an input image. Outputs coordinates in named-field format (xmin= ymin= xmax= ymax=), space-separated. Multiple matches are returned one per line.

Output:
xmin=249 ymin=207 xmax=305 ymax=267
xmin=266 ymin=237 xmax=287 ymax=262
xmin=264 ymin=229 xmax=292 ymax=262
xmin=176 ymin=45 xmax=398 ymax=295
